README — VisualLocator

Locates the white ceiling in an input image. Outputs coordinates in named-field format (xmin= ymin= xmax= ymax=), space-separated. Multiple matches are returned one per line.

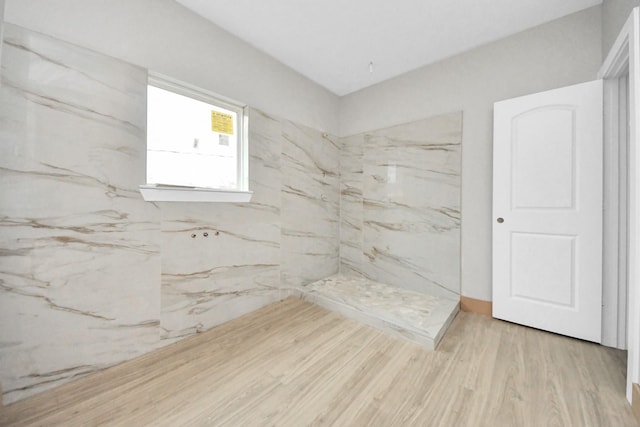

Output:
xmin=176 ymin=0 xmax=602 ymax=96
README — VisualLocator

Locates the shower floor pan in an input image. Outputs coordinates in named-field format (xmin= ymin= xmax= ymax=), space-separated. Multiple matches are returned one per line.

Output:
xmin=294 ymin=274 xmax=459 ymax=350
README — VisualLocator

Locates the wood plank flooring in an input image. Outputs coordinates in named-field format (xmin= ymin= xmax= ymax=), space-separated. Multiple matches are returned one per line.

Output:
xmin=1 ymin=298 xmax=637 ymax=426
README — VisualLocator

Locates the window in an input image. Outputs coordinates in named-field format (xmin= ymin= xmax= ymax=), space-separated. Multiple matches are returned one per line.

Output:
xmin=139 ymin=73 xmax=251 ymax=202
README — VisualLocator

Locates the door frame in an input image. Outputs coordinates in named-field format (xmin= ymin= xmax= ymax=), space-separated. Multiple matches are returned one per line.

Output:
xmin=601 ymin=32 xmax=629 ymax=350
xmin=598 ymin=6 xmax=640 ymax=403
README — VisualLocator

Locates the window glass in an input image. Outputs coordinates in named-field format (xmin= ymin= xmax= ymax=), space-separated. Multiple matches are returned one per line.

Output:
xmin=146 ymin=81 xmax=245 ymax=190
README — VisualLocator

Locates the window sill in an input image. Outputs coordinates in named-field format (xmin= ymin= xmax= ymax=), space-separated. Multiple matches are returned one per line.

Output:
xmin=139 ymin=185 xmax=253 ymax=203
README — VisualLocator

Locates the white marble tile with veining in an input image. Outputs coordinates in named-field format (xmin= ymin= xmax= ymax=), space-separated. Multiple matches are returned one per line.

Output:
xmin=300 ymin=275 xmax=459 ymax=349
xmin=0 ymin=24 xmax=463 ymax=406
xmin=281 ymin=120 xmax=340 ymax=287
xmin=158 ymin=208 xmax=282 ymax=342
xmin=0 ymin=24 xmax=161 ymax=404
xmin=247 ymin=109 xmax=284 ymax=212
xmin=159 ymin=108 xmax=284 ymax=342
xmin=340 ymin=112 xmax=462 ymax=300
xmin=339 ymin=133 xmax=365 ymax=277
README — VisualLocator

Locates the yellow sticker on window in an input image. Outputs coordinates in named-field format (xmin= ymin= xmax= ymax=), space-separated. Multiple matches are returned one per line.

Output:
xmin=211 ymin=111 xmax=234 ymax=135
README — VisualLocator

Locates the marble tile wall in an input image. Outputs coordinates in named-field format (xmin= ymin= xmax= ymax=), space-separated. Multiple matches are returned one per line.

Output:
xmin=280 ymin=121 xmax=340 ymax=288
xmin=160 ymin=110 xmax=281 ymax=342
xmin=0 ymin=22 xmax=458 ymax=406
xmin=339 ymin=134 xmax=364 ymax=276
xmin=158 ymin=109 xmax=283 ymax=343
xmin=0 ymin=25 xmax=161 ymax=404
xmin=339 ymin=113 xmax=462 ymax=300
xmin=160 ymin=112 xmax=340 ymax=343
xmin=0 ymin=25 xmax=340 ymax=404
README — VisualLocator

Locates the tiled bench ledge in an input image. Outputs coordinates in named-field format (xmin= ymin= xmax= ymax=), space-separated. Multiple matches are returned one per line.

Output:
xmin=287 ymin=274 xmax=459 ymax=350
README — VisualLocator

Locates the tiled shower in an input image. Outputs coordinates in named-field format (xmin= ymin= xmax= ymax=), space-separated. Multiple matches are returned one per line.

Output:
xmin=0 ymin=24 xmax=460 ymax=404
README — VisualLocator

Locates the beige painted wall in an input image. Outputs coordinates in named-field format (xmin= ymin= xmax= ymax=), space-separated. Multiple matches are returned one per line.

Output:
xmin=3 ymin=0 xmax=340 ymax=135
xmin=603 ymin=0 xmax=640 ymax=57
xmin=339 ymin=6 xmax=602 ymax=301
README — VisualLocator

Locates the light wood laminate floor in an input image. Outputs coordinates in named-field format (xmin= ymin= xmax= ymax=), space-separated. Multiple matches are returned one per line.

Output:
xmin=1 ymin=298 xmax=636 ymax=426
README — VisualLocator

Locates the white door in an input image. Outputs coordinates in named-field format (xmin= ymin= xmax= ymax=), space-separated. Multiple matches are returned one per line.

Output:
xmin=493 ymin=80 xmax=603 ymax=343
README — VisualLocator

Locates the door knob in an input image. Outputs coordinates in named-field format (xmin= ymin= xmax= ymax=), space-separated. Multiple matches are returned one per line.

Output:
xmin=497 ymin=217 xmax=504 ymax=223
